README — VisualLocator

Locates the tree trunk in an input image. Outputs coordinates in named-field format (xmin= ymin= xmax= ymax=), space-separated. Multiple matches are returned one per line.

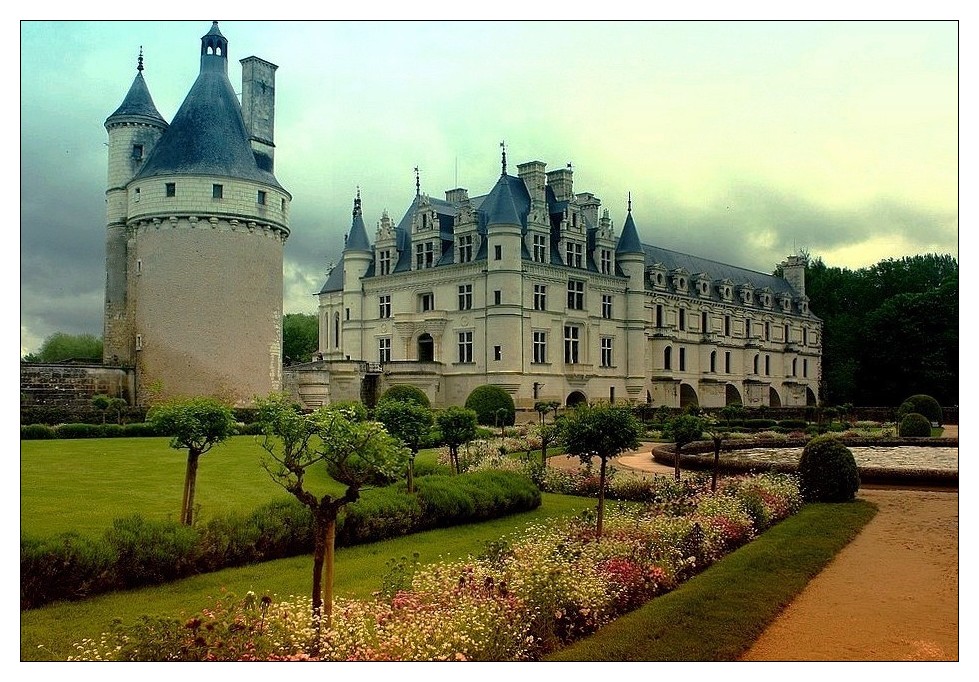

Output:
xmin=310 ymin=516 xmax=327 ymax=645
xmin=324 ymin=517 xmax=336 ymax=629
xmin=596 ymin=456 xmax=607 ymax=540
xmin=712 ymin=439 xmax=720 ymax=492
xmin=181 ymin=449 xmax=201 ymax=525
xmin=407 ymin=453 xmax=416 ymax=494
xmin=674 ymin=444 xmax=682 ymax=481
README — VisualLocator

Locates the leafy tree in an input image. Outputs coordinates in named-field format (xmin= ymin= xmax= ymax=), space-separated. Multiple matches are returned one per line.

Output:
xmin=378 ymin=384 xmax=431 ymax=408
xmin=256 ymin=393 xmax=409 ymax=632
xmin=374 ymin=399 xmax=433 ymax=493
xmin=148 ymin=397 xmax=236 ymax=525
xmin=282 ymin=313 xmax=318 ymax=365
xmin=702 ymin=416 xmax=731 ymax=492
xmin=109 ymin=397 xmax=128 ymax=425
xmin=536 ymin=421 xmax=558 ymax=467
xmin=435 ymin=406 xmax=478 ymax=474
xmin=24 ymin=332 xmax=103 ymax=363
xmin=557 ymin=404 xmax=641 ymax=539
xmin=92 ymin=394 xmax=112 ymax=424
xmin=534 ymin=400 xmax=560 ymax=424
xmin=662 ymin=414 xmax=705 ymax=481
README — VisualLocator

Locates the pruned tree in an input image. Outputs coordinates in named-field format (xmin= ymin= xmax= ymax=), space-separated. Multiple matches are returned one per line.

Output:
xmin=148 ymin=397 xmax=237 ymax=525
xmin=374 ymin=399 xmax=433 ymax=493
xmin=662 ymin=413 xmax=706 ymax=481
xmin=702 ymin=416 xmax=731 ymax=492
xmin=435 ymin=406 xmax=478 ymax=474
xmin=109 ymin=397 xmax=128 ymax=425
xmin=91 ymin=394 xmax=111 ymax=424
xmin=558 ymin=403 xmax=641 ymax=539
xmin=256 ymin=393 xmax=409 ymax=632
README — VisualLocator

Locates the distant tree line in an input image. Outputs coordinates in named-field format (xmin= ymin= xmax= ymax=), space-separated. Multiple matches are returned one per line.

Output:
xmin=786 ymin=253 xmax=957 ymax=407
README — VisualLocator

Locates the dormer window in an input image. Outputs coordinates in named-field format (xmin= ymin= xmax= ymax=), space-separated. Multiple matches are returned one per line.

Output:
xmin=458 ymin=234 xmax=473 ymax=263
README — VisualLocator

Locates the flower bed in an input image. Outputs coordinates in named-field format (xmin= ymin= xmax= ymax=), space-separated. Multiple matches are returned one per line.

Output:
xmin=70 ymin=472 xmax=802 ymax=661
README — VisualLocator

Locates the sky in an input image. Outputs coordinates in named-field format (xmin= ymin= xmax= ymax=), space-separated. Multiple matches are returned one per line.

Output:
xmin=18 ymin=17 xmax=959 ymax=357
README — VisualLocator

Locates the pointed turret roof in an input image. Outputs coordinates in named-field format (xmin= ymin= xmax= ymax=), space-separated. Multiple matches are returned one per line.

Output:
xmin=479 ymin=174 xmax=529 ymax=230
xmin=344 ymin=190 xmax=372 ymax=252
xmin=615 ymin=195 xmax=643 ymax=255
xmin=105 ymin=51 xmax=167 ymax=128
xmin=134 ymin=22 xmax=283 ymax=189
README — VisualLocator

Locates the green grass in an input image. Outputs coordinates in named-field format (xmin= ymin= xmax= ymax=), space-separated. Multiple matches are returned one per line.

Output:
xmin=21 ymin=492 xmax=593 ymax=661
xmin=547 ymin=499 xmax=878 ymax=661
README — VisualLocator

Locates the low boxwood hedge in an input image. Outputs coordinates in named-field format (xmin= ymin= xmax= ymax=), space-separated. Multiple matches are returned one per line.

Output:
xmin=21 ymin=470 xmax=540 ymax=610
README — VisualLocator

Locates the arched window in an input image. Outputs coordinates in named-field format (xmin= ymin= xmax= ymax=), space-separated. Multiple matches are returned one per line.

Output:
xmin=792 ymin=358 xmax=798 ymax=376
xmin=710 ymin=350 xmax=717 ymax=373
xmin=333 ymin=312 xmax=340 ymax=349
xmin=418 ymin=333 xmax=434 ymax=362
xmin=664 ymin=346 xmax=672 ymax=370
xmin=753 ymin=354 xmax=759 ymax=374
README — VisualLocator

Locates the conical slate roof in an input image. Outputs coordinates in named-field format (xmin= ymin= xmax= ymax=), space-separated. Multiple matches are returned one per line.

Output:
xmin=616 ymin=209 xmax=643 ymax=255
xmin=105 ymin=70 xmax=167 ymax=128
xmin=479 ymin=174 xmax=529 ymax=231
xmin=134 ymin=26 xmax=283 ymax=189
xmin=344 ymin=193 xmax=372 ymax=252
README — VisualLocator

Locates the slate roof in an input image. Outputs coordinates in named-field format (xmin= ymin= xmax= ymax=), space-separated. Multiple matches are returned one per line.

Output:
xmin=615 ymin=210 xmax=643 ymax=255
xmin=642 ymin=244 xmax=797 ymax=297
xmin=105 ymin=70 xmax=167 ymax=128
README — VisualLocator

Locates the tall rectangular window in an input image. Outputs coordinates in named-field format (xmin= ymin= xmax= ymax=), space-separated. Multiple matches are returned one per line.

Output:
xmin=415 ymin=241 xmax=434 ymax=269
xmin=378 ymin=337 xmax=391 ymax=363
xmin=765 ymin=321 xmax=771 ymax=341
xmin=379 ymin=294 xmax=391 ymax=319
xmin=165 ymin=182 xmax=176 ymax=197
xmin=679 ymin=347 xmax=686 ymax=371
xmin=564 ymin=325 xmax=580 ymax=364
xmin=784 ymin=323 xmax=791 ymax=343
xmin=257 ymin=190 xmax=267 ymax=205
xmin=567 ymin=280 xmax=584 ymax=310
xmin=494 ymin=244 xmax=502 ymax=260
xmin=725 ymin=351 xmax=731 ymax=373
xmin=458 ymin=331 xmax=473 ymax=363
xmin=656 ymin=305 xmax=664 ymax=327
xmin=493 ymin=345 xmax=502 ymax=361
xmin=533 ymin=331 xmax=547 ymax=364
xmin=378 ymin=250 xmax=391 ymax=276
xmin=212 ymin=184 xmax=223 ymax=199
xmin=419 ymin=292 xmax=434 ymax=312
xmin=458 ymin=235 xmax=473 ymax=263
xmin=765 ymin=354 xmax=771 ymax=375
xmin=533 ymin=284 xmax=547 ymax=311
xmin=602 ymin=294 xmax=613 ymax=319
xmin=493 ymin=290 xmax=502 ymax=305
xmin=132 ymin=144 xmax=143 ymax=160
xmin=725 ymin=315 xmax=731 ymax=336
xmin=803 ymin=327 xmax=809 ymax=345
xmin=803 ymin=359 xmax=809 ymax=377
xmin=600 ymin=249 xmax=612 ymax=275
xmin=702 ymin=311 xmax=709 ymax=333
xmin=458 ymin=284 xmax=472 ymax=310
xmin=600 ymin=337 xmax=613 ymax=367
xmin=532 ymin=234 xmax=547 ymax=262
xmin=745 ymin=318 xmax=752 ymax=339
xmin=566 ymin=242 xmax=583 ymax=268
xmin=678 ymin=308 xmax=686 ymax=331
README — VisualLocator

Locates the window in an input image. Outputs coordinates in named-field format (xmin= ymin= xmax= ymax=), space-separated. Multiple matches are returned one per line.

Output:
xmin=334 ymin=312 xmax=340 ymax=348
xmin=725 ymin=315 xmax=731 ymax=336
xmin=664 ymin=346 xmax=672 ymax=370
xmin=212 ymin=184 xmax=223 ymax=199
xmin=725 ymin=351 xmax=731 ymax=373
xmin=567 ymin=280 xmax=584 ymax=310
xmin=257 ymin=190 xmax=267 ymax=205
xmin=135 ymin=334 xmax=142 ymax=350
xmin=136 ymin=259 xmax=142 ymax=275
xmin=494 ymin=244 xmax=502 ymax=260
xmin=753 ymin=354 xmax=760 ymax=374
xmin=745 ymin=318 xmax=752 ymax=339
xmin=532 ymin=234 xmax=547 ymax=262
xmin=566 ymin=242 xmax=583 ymax=268
xmin=765 ymin=321 xmax=771 ymax=341
xmin=710 ymin=350 xmax=717 ymax=372
xmin=165 ymin=182 xmax=176 ymax=197
xmin=458 ymin=235 xmax=473 ymax=263
xmin=600 ymin=249 xmax=612 ymax=275
xmin=803 ymin=327 xmax=809 ymax=345
xmin=784 ymin=324 xmax=791 ymax=343
xmin=765 ymin=355 xmax=771 ymax=375
xmin=378 ymin=337 xmax=391 ymax=363
xmin=458 ymin=284 xmax=472 ymax=310
xmin=533 ymin=284 xmax=547 ymax=311
xmin=378 ymin=250 xmax=392 ymax=276
xmin=132 ymin=144 xmax=143 ymax=160
xmin=415 ymin=241 xmax=434 ymax=269
xmin=792 ymin=358 xmax=798 ymax=376
xmin=493 ymin=290 xmax=502 ymax=305
xmin=564 ymin=326 xmax=580 ymax=364
xmin=601 ymin=294 xmax=613 ymax=319
xmin=679 ymin=347 xmax=686 ymax=371
xmin=678 ymin=308 xmax=686 ymax=331
xmin=458 ymin=331 xmax=473 ymax=363
xmin=345 ymin=308 xmax=350 ymax=321
xmin=493 ymin=345 xmax=502 ymax=361
xmin=379 ymin=295 xmax=391 ymax=319
xmin=609 ymin=387 xmax=615 ymax=403
xmin=656 ymin=305 xmax=664 ymax=327
xmin=533 ymin=331 xmax=547 ymax=364
xmin=134 ymin=187 xmax=140 ymax=202
xmin=803 ymin=359 xmax=809 ymax=377
xmin=600 ymin=337 xmax=613 ymax=367
xmin=419 ymin=292 xmax=434 ymax=312
xmin=282 ymin=198 xmax=287 ymax=211
xmin=702 ymin=311 xmax=709 ymax=333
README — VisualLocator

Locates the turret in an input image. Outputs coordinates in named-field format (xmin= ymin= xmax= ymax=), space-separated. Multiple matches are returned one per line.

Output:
xmin=780 ymin=254 xmax=807 ymax=297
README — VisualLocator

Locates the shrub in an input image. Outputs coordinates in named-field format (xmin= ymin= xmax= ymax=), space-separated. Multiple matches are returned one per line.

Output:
xmin=20 ymin=533 xmax=115 ymax=609
xmin=777 ymin=419 xmax=808 ymax=430
xmin=378 ymin=385 xmax=430 ymax=408
xmin=121 ymin=422 xmax=161 ymax=437
xmin=53 ymin=423 xmax=105 ymax=439
xmin=797 ymin=435 xmax=860 ymax=502
xmin=899 ymin=412 xmax=933 ymax=437
xmin=234 ymin=421 xmax=266 ymax=436
xmin=744 ymin=419 xmax=777 ymax=430
xmin=897 ymin=394 xmax=942 ymax=425
xmin=103 ymin=515 xmax=199 ymax=588
xmin=465 ymin=385 xmax=515 ymax=426
xmin=20 ymin=424 xmax=56 ymax=440
xmin=329 ymin=400 xmax=369 ymax=421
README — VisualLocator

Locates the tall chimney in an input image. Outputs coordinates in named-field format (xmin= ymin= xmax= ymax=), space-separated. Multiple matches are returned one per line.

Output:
xmin=240 ymin=56 xmax=278 ymax=172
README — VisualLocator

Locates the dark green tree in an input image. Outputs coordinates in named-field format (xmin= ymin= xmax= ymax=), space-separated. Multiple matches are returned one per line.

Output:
xmin=24 ymin=332 xmax=103 ymax=363
xmin=557 ymin=404 xmax=641 ymax=539
xmin=147 ymin=397 xmax=237 ymax=525
xmin=662 ymin=413 xmax=706 ymax=481
xmin=374 ymin=399 xmax=433 ymax=493
xmin=435 ymin=406 xmax=478 ymax=474
xmin=282 ymin=313 xmax=319 ymax=364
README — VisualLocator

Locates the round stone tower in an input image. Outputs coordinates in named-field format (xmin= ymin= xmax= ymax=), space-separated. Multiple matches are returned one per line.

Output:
xmin=108 ymin=22 xmax=291 ymax=405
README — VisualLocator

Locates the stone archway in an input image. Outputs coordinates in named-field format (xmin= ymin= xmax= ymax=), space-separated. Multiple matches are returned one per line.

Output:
xmin=567 ymin=390 xmax=587 ymax=408
xmin=417 ymin=333 xmax=434 ymax=362
xmin=679 ymin=383 xmax=699 ymax=409
xmin=806 ymin=386 xmax=817 ymax=406
xmin=725 ymin=383 xmax=743 ymax=406
xmin=769 ymin=386 xmax=782 ymax=407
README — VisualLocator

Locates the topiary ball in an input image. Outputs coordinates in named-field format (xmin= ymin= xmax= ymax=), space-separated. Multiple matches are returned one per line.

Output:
xmin=378 ymin=385 xmax=431 ymax=408
xmin=797 ymin=435 xmax=860 ymax=502
xmin=464 ymin=384 xmax=515 ymax=426
xmin=899 ymin=412 xmax=933 ymax=438
xmin=897 ymin=394 xmax=942 ymax=425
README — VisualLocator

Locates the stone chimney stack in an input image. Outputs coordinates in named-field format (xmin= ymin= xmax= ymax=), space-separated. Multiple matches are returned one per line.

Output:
xmin=780 ymin=255 xmax=807 ymax=297
xmin=240 ymin=56 xmax=278 ymax=172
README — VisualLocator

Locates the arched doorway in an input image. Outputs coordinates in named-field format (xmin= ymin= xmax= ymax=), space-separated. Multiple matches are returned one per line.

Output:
xmin=567 ymin=391 xmax=587 ymax=408
xmin=725 ymin=384 xmax=743 ymax=406
xmin=417 ymin=333 xmax=434 ymax=362
xmin=679 ymin=383 xmax=699 ymax=409
xmin=769 ymin=386 xmax=782 ymax=407
xmin=806 ymin=386 xmax=817 ymax=406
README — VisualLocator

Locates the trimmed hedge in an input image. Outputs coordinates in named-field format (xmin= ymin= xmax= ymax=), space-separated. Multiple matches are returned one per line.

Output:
xmin=21 ymin=470 xmax=540 ymax=610
xmin=897 ymin=395 xmax=942 ymax=425
xmin=899 ymin=413 xmax=933 ymax=437
xmin=797 ymin=435 xmax=860 ymax=502
xmin=464 ymin=385 xmax=516 ymax=426
xmin=378 ymin=385 xmax=431 ymax=408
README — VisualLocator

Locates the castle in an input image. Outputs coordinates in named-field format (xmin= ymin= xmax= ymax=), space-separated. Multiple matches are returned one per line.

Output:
xmin=96 ymin=21 xmax=820 ymax=411
xmin=102 ymin=22 xmax=290 ymax=406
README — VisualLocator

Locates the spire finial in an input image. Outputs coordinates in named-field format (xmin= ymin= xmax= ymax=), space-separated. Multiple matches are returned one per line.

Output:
xmin=414 ymin=166 xmax=420 ymax=197
xmin=627 ymin=192 xmax=632 ymax=213
xmin=137 ymin=46 xmax=144 ymax=72
xmin=567 ymin=161 xmax=573 ymax=172
xmin=353 ymin=187 xmax=362 ymax=217
xmin=500 ymin=141 xmax=507 ymax=175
